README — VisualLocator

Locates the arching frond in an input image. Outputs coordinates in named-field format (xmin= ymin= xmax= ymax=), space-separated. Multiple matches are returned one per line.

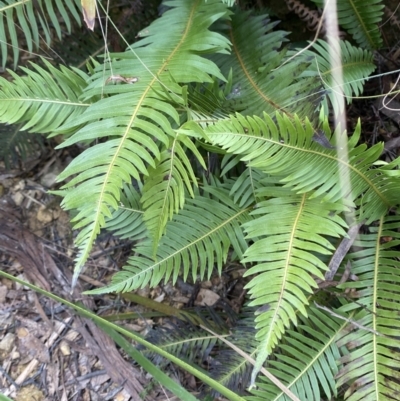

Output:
xmin=300 ymin=39 xmax=375 ymax=115
xmin=0 ymin=0 xmax=81 ymax=68
xmin=311 ymin=0 xmax=384 ymax=48
xmin=203 ymin=112 xmax=400 ymax=222
xmin=242 ymin=184 xmax=348 ymax=382
xmin=248 ymin=307 xmax=345 ymax=401
xmin=213 ymin=11 xmax=322 ymax=120
xmin=335 ymin=215 xmax=400 ymax=400
xmin=0 ymin=58 xmax=89 ymax=134
xmin=55 ymin=0 xmax=231 ymax=286
xmin=86 ymin=188 xmax=251 ymax=294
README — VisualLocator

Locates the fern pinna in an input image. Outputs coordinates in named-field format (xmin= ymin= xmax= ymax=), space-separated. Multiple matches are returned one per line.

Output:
xmin=1 ymin=0 xmax=399 ymax=400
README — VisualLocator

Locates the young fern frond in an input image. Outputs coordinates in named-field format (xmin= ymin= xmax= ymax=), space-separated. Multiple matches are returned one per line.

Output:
xmin=0 ymin=0 xmax=81 ymax=68
xmin=311 ymin=0 xmax=384 ymax=49
xmin=54 ymin=0 xmax=231 ymax=286
xmin=0 ymin=59 xmax=90 ymax=134
xmin=248 ymin=307 xmax=346 ymax=401
xmin=86 ymin=187 xmax=251 ymax=294
xmin=334 ymin=215 xmax=400 ymax=400
xmin=203 ymin=112 xmax=400 ymax=222
xmin=242 ymin=184 xmax=348 ymax=383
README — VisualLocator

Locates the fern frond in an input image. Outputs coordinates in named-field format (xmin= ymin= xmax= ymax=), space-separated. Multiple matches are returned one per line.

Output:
xmin=213 ymin=11 xmax=321 ymax=119
xmin=242 ymin=184 xmax=348 ymax=383
xmin=300 ymin=39 xmax=375 ymax=115
xmin=104 ymin=182 xmax=148 ymax=242
xmin=0 ymin=0 xmax=81 ymax=68
xmin=248 ymin=307 xmax=345 ymax=401
xmin=209 ymin=310 xmax=258 ymax=394
xmin=143 ymin=322 xmax=221 ymax=365
xmin=0 ymin=123 xmax=43 ymax=169
xmin=55 ymin=0 xmax=231 ymax=286
xmin=228 ymin=167 xmax=265 ymax=208
xmin=311 ymin=0 xmax=384 ymax=48
xmin=0 ymin=58 xmax=90 ymax=134
xmin=141 ymin=134 xmax=205 ymax=250
xmin=86 ymin=188 xmax=250 ymax=294
xmin=203 ymin=112 xmax=400 ymax=222
xmin=334 ymin=215 xmax=400 ymax=400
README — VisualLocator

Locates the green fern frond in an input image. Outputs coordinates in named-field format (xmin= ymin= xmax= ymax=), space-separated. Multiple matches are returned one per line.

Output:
xmin=311 ymin=0 xmax=384 ymax=49
xmin=55 ymin=0 xmax=231 ymax=286
xmin=143 ymin=322 xmax=221 ymax=365
xmin=0 ymin=123 xmax=44 ymax=169
xmin=228 ymin=167 xmax=265 ymax=208
xmin=213 ymin=11 xmax=321 ymax=119
xmin=209 ymin=311 xmax=258 ymax=394
xmin=334 ymin=215 xmax=400 ymax=400
xmin=86 ymin=188 xmax=251 ymax=294
xmin=203 ymin=112 xmax=400 ymax=222
xmin=0 ymin=58 xmax=90 ymax=134
xmin=141 ymin=134 xmax=205 ymax=250
xmin=242 ymin=184 xmax=348 ymax=383
xmin=300 ymin=39 xmax=375 ymax=115
xmin=104 ymin=182 xmax=148 ymax=242
xmin=247 ymin=307 xmax=345 ymax=401
xmin=0 ymin=0 xmax=81 ymax=68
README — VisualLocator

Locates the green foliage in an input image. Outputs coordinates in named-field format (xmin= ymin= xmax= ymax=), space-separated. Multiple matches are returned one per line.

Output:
xmin=0 ymin=123 xmax=43 ymax=169
xmin=310 ymin=0 xmax=384 ymax=49
xmin=300 ymin=39 xmax=376 ymax=115
xmin=0 ymin=0 xmax=81 ymax=67
xmin=335 ymin=215 xmax=400 ymax=400
xmin=0 ymin=1 xmax=399 ymax=400
xmin=248 ymin=307 xmax=346 ymax=401
xmin=242 ymin=186 xmax=348 ymax=380
xmin=0 ymin=58 xmax=90 ymax=134
xmin=89 ymin=186 xmax=251 ymax=294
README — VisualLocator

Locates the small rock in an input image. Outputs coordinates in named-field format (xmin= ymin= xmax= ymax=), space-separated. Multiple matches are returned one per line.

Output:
xmin=195 ymin=288 xmax=220 ymax=306
xmin=0 ymin=333 xmax=16 ymax=353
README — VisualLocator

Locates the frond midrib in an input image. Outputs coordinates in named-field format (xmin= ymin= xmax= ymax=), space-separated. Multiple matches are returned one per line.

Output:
xmin=0 ymin=97 xmax=90 ymax=107
xmin=372 ymin=216 xmax=383 ymax=398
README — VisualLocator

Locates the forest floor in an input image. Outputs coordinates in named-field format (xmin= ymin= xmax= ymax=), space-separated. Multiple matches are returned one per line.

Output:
xmin=0 ymin=142 xmax=245 ymax=401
